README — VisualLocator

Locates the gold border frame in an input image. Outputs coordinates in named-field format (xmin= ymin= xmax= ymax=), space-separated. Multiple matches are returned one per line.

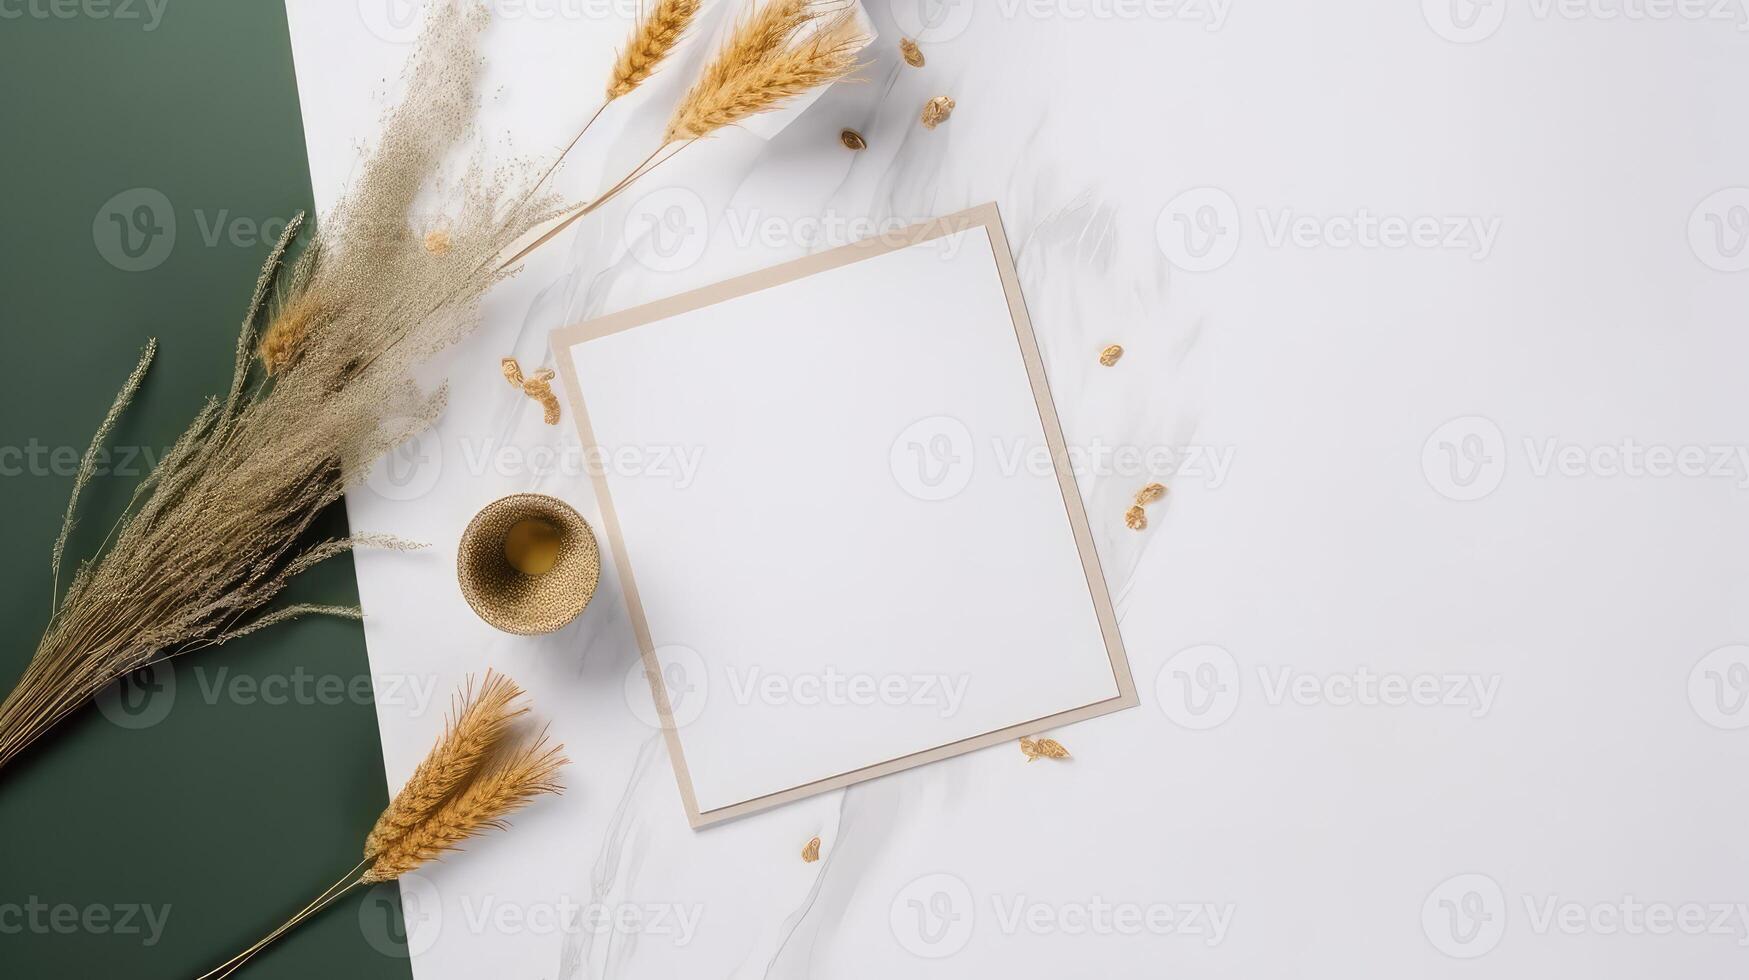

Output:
xmin=551 ymin=202 xmax=1138 ymax=828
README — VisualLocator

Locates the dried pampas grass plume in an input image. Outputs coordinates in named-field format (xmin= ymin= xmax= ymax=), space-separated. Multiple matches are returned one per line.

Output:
xmin=607 ymin=0 xmax=703 ymax=99
xmin=665 ymin=1 xmax=866 ymax=143
xmin=0 ymin=1 xmax=559 ymax=778
xmin=362 ymin=672 xmax=526 ymax=859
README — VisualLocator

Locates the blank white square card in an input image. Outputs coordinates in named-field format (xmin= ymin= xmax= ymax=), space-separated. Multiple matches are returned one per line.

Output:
xmin=554 ymin=203 xmax=1135 ymax=827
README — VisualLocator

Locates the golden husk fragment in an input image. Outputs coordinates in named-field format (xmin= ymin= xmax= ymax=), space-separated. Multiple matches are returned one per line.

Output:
xmin=921 ymin=95 xmax=954 ymax=129
xmin=1020 ymin=736 xmax=1070 ymax=762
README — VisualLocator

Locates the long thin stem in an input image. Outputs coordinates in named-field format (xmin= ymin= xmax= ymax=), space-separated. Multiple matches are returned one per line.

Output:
xmin=195 ymin=860 xmax=369 ymax=980
xmin=526 ymin=102 xmax=607 ymax=203
xmin=495 ymin=139 xmax=693 ymax=271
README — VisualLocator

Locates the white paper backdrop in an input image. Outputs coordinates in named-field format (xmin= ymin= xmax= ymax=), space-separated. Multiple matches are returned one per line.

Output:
xmin=286 ymin=1 xmax=1749 ymax=977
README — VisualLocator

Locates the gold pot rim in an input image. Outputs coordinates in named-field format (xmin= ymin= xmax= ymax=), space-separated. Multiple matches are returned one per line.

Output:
xmin=457 ymin=493 xmax=601 ymax=635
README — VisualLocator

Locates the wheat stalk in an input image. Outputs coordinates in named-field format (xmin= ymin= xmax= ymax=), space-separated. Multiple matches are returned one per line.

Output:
xmin=363 ymin=730 xmax=567 ymax=883
xmin=665 ymin=3 xmax=864 ymax=144
xmin=607 ymin=0 xmax=703 ymax=100
xmin=361 ymin=671 xmax=526 ymax=858
xmin=198 ymin=674 xmax=564 ymax=980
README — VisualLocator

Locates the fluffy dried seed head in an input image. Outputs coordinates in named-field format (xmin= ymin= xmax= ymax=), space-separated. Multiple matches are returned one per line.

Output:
xmin=258 ymin=293 xmax=329 ymax=375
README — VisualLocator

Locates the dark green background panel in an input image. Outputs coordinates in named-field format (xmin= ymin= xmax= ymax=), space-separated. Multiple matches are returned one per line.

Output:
xmin=0 ymin=4 xmax=411 ymax=977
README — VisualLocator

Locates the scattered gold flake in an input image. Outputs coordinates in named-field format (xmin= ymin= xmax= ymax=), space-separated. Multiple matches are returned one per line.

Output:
xmin=801 ymin=836 xmax=821 ymax=862
xmin=840 ymin=128 xmax=867 ymax=151
xmin=1019 ymin=736 xmax=1070 ymax=762
xmin=1124 ymin=505 xmax=1147 ymax=531
xmin=501 ymin=356 xmax=562 ymax=425
xmin=900 ymin=37 xmax=924 ymax=68
xmin=1098 ymin=344 xmax=1124 ymax=367
xmin=423 ymin=229 xmax=452 ymax=256
xmin=920 ymin=95 xmax=955 ymax=130
xmin=1135 ymin=483 xmax=1167 ymax=506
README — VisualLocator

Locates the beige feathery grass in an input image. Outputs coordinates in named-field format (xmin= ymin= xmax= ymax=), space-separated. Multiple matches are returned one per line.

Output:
xmin=49 ymin=337 xmax=154 ymax=602
xmin=0 ymin=4 xmax=566 ymax=777
xmin=606 ymin=0 xmax=703 ymax=100
xmin=362 ymin=671 xmax=526 ymax=859
xmin=2 ymin=0 xmax=869 ymax=780
xmin=363 ymin=730 xmax=567 ymax=883
xmin=664 ymin=2 xmax=866 ymax=143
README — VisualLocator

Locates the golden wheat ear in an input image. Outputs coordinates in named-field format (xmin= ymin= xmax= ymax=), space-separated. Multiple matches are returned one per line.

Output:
xmin=362 ymin=671 xmax=527 ymax=859
xmin=664 ymin=2 xmax=866 ymax=144
xmin=362 ymin=730 xmax=568 ymax=884
xmin=607 ymin=0 xmax=703 ymax=100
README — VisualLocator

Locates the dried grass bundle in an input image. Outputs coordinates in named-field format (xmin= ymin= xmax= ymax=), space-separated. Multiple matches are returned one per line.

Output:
xmin=0 ymin=0 xmax=867 ymax=778
xmin=0 ymin=4 xmax=556 ymax=772
xmin=197 ymin=673 xmax=566 ymax=980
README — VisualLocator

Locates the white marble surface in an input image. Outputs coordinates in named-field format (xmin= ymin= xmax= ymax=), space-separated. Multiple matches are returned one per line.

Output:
xmin=288 ymin=1 xmax=1749 ymax=977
